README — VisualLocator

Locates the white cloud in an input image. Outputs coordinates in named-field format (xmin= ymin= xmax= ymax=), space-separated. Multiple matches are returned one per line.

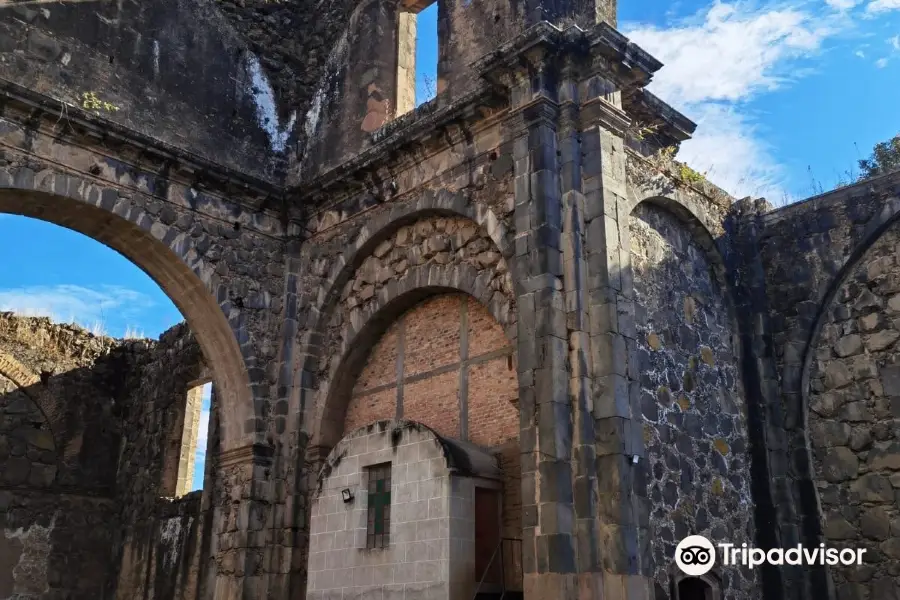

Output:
xmin=876 ymin=56 xmax=891 ymax=66
xmin=675 ymin=104 xmax=784 ymax=199
xmin=828 ymin=0 xmax=864 ymax=10
xmin=625 ymin=2 xmax=836 ymax=105
xmin=623 ymin=0 xmax=850 ymax=199
xmin=0 ymin=284 xmax=153 ymax=334
xmin=867 ymin=0 xmax=900 ymax=14
xmin=890 ymin=34 xmax=900 ymax=50
xmin=856 ymin=49 xmax=867 ymax=56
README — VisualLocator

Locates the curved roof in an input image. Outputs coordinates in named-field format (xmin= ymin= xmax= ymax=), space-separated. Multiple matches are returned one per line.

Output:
xmin=316 ymin=419 xmax=502 ymax=488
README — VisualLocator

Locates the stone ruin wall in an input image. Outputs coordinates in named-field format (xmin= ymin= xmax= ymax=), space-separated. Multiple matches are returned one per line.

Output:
xmin=629 ymin=203 xmax=758 ymax=598
xmin=807 ymin=217 xmax=900 ymax=600
xmin=0 ymin=313 xmax=213 ymax=600
xmin=114 ymin=321 xmax=214 ymax=600
xmin=0 ymin=313 xmax=139 ymax=599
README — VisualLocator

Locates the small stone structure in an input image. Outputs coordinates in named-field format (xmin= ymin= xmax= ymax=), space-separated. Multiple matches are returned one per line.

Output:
xmin=308 ymin=420 xmax=504 ymax=600
xmin=2 ymin=0 xmax=900 ymax=598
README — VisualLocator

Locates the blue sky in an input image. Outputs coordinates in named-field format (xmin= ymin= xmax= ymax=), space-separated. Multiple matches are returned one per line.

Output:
xmin=618 ymin=0 xmax=900 ymax=201
xmin=1 ymin=0 xmax=897 ymax=491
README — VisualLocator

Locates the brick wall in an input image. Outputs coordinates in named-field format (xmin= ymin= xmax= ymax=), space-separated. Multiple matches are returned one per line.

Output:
xmin=344 ymin=294 xmax=516 ymax=445
xmin=342 ymin=293 xmax=521 ymax=540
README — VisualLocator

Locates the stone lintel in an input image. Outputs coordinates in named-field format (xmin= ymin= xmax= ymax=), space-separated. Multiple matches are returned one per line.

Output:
xmin=579 ymin=96 xmax=631 ymax=138
xmin=219 ymin=442 xmax=276 ymax=468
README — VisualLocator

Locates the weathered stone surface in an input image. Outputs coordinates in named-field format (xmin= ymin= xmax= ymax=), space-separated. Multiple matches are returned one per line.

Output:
xmin=630 ymin=204 xmax=756 ymax=598
xmin=836 ymin=334 xmax=864 ymax=358
xmin=861 ymin=507 xmax=892 ymax=540
xmin=822 ymin=447 xmax=859 ymax=482
xmin=806 ymin=213 xmax=900 ymax=600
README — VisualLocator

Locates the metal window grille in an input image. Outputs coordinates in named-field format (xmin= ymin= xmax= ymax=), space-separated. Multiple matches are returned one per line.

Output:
xmin=366 ymin=463 xmax=391 ymax=548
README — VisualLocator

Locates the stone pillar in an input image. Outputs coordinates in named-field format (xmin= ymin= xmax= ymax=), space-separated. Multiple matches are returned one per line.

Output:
xmin=579 ymin=63 xmax=654 ymax=598
xmin=724 ymin=200 xmax=797 ymax=600
xmin=208 ymin=443 xmax=275 ymax=600
xmin=505 ymin=45 xmax=581 ymax=599
xmin=558 ymin=57 xmax=603 ymax=584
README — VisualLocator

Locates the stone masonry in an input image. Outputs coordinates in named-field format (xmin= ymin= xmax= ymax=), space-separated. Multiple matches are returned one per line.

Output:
xmin=2 ymin=0 xmax=900 ymax=599
xmin=630 ymin=204 xmax=757 ymax=599
xmin=806 ymin=218 xmax=900 ymax=600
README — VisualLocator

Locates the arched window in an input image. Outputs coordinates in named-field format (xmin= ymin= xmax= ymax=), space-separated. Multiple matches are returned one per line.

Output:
xmin=675 ymin=576 xmax=718 ymax=600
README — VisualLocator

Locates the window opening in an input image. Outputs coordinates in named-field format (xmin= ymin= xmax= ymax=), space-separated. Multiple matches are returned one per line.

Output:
xmin=396 ymin=0 xmax=438 ymax=116
xmin=176 ymin=381 xmax=212 ymax=496
xmin=676 ymin=576 xmax=715 ymax=600
xmin=366 ymin=463 xmax=392 ymax=548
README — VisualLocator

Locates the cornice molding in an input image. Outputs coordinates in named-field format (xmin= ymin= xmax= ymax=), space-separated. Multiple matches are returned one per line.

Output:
xmin=218 ymin=442 xmax=275 ymax=468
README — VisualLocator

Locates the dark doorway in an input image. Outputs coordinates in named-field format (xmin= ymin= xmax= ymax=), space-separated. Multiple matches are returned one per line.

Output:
xmin=677 ymin=576 xmax=714 ymax=600
xmin=474 ymin=487 xmax=502 ymax=586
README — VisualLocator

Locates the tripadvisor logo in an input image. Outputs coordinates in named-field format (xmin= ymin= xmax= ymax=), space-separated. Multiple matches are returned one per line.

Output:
xmin=675 ymin=535 xmax=867 ymax=576
xmin=675 ymin=536 xmax=716 ymax=576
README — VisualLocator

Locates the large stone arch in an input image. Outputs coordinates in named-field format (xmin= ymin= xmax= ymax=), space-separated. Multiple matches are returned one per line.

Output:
xmin=309 ymin=260 xmax=516 ymax=451
xmin=799 ymin=199 xmax=900 ymax=600
xmin=624 ymin=193 xmax=731 ymax=279
xmin=0 ymin=174 xmax=254 ymax=451
xmin=627 ymin=197 xmax=758 ymax=599
xmin=291 ymin=189 xmax=514 ymax=437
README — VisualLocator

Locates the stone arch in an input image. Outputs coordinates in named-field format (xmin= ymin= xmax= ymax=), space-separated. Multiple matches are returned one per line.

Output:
xmin=627 ymin=194 xmax=731 ymax=292
xmin=799 ymin=195 xmax=900 ymax=418
xmin=0 ymin=350 xmax=58 ymax=452
xmin=304 ymin=188 xmax=511 ymax=334
xmin=798 ymin=198 xmax=900 ymax=600
xmin=309 ymin=260 xmax=515 ymax=451
xmin=0 ymin=175 xmax=253 ymax=450
xmin=0 ymin=352 xmax=58 ymax=489
xmin=293 ymin=192 xmax=513 ymax=437
xmin=627 ymin=198 xmax=757 ymax=598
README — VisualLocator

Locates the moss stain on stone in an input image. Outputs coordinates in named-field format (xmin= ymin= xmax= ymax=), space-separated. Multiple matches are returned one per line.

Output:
xmin=683 ymin=371 xmax=695 ymax=393
xmin=658 ymin=386 xmax=671 ymax=405
xmin=700 ymin=346 xmax=714 ymax=366
xmin=714 ymin=439 xmax=730 ymax=455
xmin=684 ymin=296 xmax=696 ymax=323
xmin=647 ymin=332 xmax=661 ymax=350
xmin=712 ymin=478 xmax=724 ymax=496
xmin=677 ymin=396 xmax=691 ymax=411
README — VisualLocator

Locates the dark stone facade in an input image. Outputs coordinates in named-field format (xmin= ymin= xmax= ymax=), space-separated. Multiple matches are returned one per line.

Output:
xmin=630 ymin=204 xmax=756 ymax=599
xmin=805 ymin=216 xmax=900 ymax=600
xmin=2 ymin=0 xmax=900 ymax=598
xmin=0 ymin=314 xmax=210 ymax=600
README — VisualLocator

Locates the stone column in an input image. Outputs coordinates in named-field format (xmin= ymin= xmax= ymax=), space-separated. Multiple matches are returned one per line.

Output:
xmin=558 ymin=57 xmax=603 ymax=585
xmin=504 ymin=45 xmax=581 ymax=599
xmin=579 ymin=66 xmax=654 ymax=598
xmin=208 ymin=443 xmax=275 ymax=600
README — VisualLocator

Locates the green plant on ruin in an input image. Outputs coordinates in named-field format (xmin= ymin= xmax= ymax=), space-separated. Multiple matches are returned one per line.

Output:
xmin=629 ymin=121 xmax=662 ymax=142
xmin=652 ymin=145 xmax=708 ymax=186
xmin=81 ymin=91 xmax=120 ymax=115
xmin=678 ymin=163 xmax=705 ymax=185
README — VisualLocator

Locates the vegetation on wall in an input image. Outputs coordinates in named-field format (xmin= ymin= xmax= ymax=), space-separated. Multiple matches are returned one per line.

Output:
xmin=858 ymin=132 xmax=900 ymax=181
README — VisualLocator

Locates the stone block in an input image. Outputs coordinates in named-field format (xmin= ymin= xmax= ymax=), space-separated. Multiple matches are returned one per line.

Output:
xmin=822 ymin=447 xmax=859 ymax=482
